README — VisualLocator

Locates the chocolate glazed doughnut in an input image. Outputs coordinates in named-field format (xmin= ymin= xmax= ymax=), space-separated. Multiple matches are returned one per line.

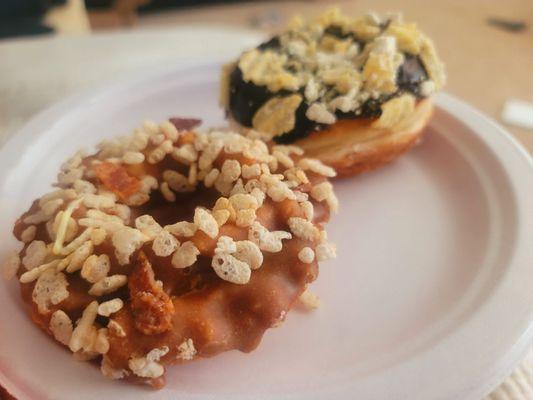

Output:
xmin=4 ymin=118 xmax=337 ymax=388
xmin=221 ymin=8 xmax=446 ymax=176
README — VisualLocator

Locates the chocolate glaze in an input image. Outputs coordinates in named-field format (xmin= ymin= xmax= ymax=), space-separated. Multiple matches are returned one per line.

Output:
xmin=397 ymin=54 xmax=428 ymax=96
xmin=324 ymin=25 xmax=358 ymax=40
xmin=228 ymin=38 xmax=429 ymax=144
xmin=228 ymin=67 xmax=325 ymax=144
xmin=257 ymin=35 xmax=281 ymax=50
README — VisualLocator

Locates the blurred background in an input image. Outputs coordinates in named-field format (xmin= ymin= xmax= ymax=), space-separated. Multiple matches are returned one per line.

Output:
xmin=0 ymin=0 xmax=532 ymax=153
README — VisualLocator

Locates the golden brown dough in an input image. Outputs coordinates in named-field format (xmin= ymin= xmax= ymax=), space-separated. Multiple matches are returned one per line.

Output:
xmin=294 ymin=99 xmax=433 ymax=176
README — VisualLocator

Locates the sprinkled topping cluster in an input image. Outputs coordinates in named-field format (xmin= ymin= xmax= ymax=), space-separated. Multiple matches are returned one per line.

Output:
xmin=3 ymin=117 xmax=337 ymax=382
xmin=222 ymin=8 xmax=445 ymax=142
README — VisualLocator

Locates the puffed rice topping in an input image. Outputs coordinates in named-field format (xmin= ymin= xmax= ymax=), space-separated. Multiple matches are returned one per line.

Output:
xmin=4 ymin=117 xmax=338 ymax=384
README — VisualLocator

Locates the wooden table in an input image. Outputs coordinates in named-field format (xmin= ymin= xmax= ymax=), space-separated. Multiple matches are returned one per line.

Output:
xmin=138 ymin=0 xmax=533 ymax=154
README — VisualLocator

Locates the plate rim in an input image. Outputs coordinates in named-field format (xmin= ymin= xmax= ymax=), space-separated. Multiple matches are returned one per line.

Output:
xmin=0 ymin=60 xmax=532 ymax=400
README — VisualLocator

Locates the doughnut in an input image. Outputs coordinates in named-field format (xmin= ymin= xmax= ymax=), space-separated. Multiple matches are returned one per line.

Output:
xmin=221 ymin=8 xmax=446 ymax=177
xmin=3 ymin=117 xmax=337 ymax=388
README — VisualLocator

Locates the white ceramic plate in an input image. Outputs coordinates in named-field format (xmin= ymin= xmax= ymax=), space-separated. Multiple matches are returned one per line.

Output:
xmin=0 ymin=62 xmax=532 ymax=400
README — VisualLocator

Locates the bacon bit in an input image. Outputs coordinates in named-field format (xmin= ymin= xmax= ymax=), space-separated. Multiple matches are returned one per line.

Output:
xmin=93 ymin=162 xmax=141 ymax=201
xmin=129 ymin=251 xmax=175 ymax=335
xmin=169 ymin=117 xmax=202 ymax=131
xmin=177 ymin=131 xmax=196 ymax=146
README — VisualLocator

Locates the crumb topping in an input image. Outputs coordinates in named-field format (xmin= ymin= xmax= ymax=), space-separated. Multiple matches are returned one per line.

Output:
xmin=128 ymin=347 xmax=169 ymax=379
xmin=177 ymin=339 xmax=197 ymax=361
xmin=372 ymin=93 xmax=416 ymax=129
xmin=6 ymin=117 xmax=338 ymax=384
xmin=298 ymin=288 xmax=321 ymax=309
xmin=252 ymin=94 xmax=303 ymax=139
xmin=298 ymin=247 xmax=315 ymax=264
xmin=224 ymin=8 xmax=445 ymax=142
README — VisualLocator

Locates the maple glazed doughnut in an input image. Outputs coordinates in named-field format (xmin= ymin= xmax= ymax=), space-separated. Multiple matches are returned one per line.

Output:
xmin=3 ymin=117 xmax=337 ymax=388
xmin=221 ymin=8 xmax=446 ymax=176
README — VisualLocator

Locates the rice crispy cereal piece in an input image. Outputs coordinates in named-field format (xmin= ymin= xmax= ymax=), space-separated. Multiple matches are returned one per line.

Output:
xmin=310 ymin=181 xmax=339 ymax=213
xmin=123 ymin=151 xmax=145 ymax=165
xmin=20 ymin=225 xmax=37 ymax=243
xmin=22 ymin=240 xmax=48 ymax=270
xmin=83 ymin=194 xmax=115 ymax=210
xmin=129 ymin=347 xmax=169 ymax=378
xmin=50 ymin=211 xmax=79 ymax=243
xmin=233 ymin=240 xmax=263 ymax=269
xmin=98 ymin=299 xmax=124 ymax=317
xmin=65 ymin=240 xmax=94 ymax=273
xmin=32 ymin=269 xmax=69 ymax=314
xmin=163 ymin=170 xmax=191 ymax=193
xmin=160 ymin=120 xmax=179 ymax=141
xmin=231 ymin=180 xmax=247 ymax=197
xmin=81 ymin=254 xmax=111 ymax=283
xmin=241 ymin=164 xmax=261 ymax=179
xmin=288 ymin=217 xmax=320 ymax=241
xmin=53 ymin=198 xmax=83 ymax=254
xmin=135 ymin=215 xmax=162 ymax=240
xmin=50 ymin=310 xmax=73 ymax=345
xmin=298 ymin=158 xmax=336 ymax=178
xmin=198 ymin=139 xmax=223 ymax=171
xmin=172 ymin=144 xmax=198 ymax=164
xmin=248 ymin=221 xmax=292 ymax=253
xmin=306 ymin=102 xmax=336 ymax=124
xmin=299 ymin=200 xmax=314 ymax=221
xmin=214 ymin=236 xmax=237 ymax=255
xmin=108 ymin=320 xmax=126 ymax=337
xmin=152 ymin=230 xmax=179 ymax=257
xmin=139 ymin=175 xmax=158 ymax=194
xmin=193 ymin=208 xmax=219 ymax=239
xmin=315 ymin=240 xmax=337 ymax=261
xmin=203 ymin=168 xmax=220 ymax=188
xmin=164 ymin=221 xmax=197 ymax=238
xmin=213 ymin=197 xmax=236 ymax=222
xmin=298 ymin=288 xmax=320 ymax=309
xmin=159 ymin=182 xmax=176 ymax=203
xmin=298 ymin=247 xmax=315 ymax=264
xmin=211 ymin=253 xmax=251 ymax=284
xmin=220 ymin=159 xmax=242 ymax=182
xmin=69 ymin=301 xmax=98 ymax=353
xmin=112 ymin=227 xmax=147 ymax=265
xmin=177 ymin=339 xmax=197 ymax=361
xmin=19 ymin=259 xmax=60 ymax=283
xmin=89 ymin=275 xmax=128 ymax=296
xmin=59 ymin=228 xmax=93 ymax=256
xmin=90 ymin=228 xmax=107 ymax=246
xmin=171 ymin=241 xmax=200 ymax=269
